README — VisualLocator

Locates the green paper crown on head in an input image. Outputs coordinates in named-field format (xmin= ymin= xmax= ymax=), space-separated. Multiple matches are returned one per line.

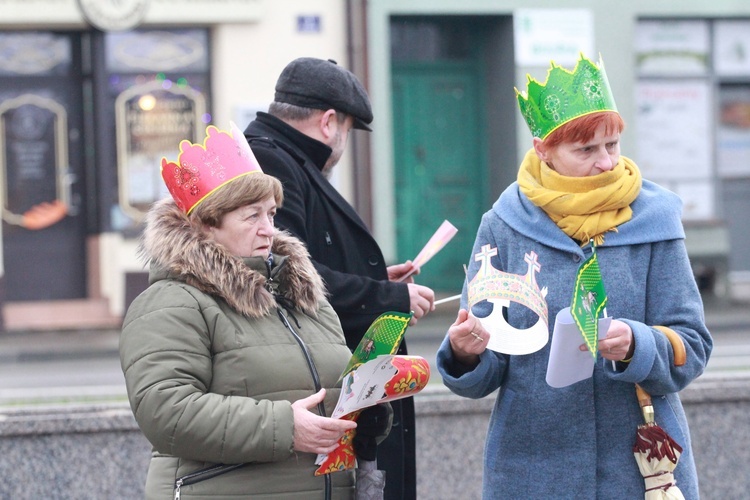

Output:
xmin=516 ymin=53 xmax=618 ymax=140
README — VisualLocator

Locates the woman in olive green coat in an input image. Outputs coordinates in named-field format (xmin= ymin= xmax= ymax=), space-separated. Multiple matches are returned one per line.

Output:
xmin=120 ymin=125 xmax=380 ymax=499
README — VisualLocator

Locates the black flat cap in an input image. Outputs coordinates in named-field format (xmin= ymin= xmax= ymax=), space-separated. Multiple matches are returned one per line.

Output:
xmin=275 ymin=57 xmax=373 ymax=131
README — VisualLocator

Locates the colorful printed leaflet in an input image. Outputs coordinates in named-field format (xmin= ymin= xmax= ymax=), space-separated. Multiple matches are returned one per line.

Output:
xmin=337 ymin=311 xmax=412 ymax=381
xmin=397 ymin=220 xmax=458 ymax=282
xmin=314 ymin=355 xmax=430 ymax=475
xmin=314 ymin=311 xmax=414 ymax=476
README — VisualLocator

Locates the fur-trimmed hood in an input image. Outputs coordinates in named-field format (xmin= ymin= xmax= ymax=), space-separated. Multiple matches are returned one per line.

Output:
xmin=140 ymin=198 xmax=327 ymax=318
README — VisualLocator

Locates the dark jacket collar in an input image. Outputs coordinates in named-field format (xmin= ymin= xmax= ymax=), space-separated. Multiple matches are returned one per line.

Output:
xmin=245 ymin=112 xmax=374 ymax=238
xmin=250 ymin=112 xmax=332 ymax=173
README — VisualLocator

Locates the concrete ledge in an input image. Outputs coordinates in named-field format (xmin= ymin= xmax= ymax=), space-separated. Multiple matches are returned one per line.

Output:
xmin=0 ymin=404 xmax=151 ymax=498
xmin=0 ymin=404 xmax=135 ymax=436
xmin=3 ymin=299 xmax=122 ymax=331
xmin=676 ymin=372 xmax=750 ymax=500
xmin=415 ymin=373 xmax=750 ymax=499
xmin=1 ymin=373 xmax=748 ymax=498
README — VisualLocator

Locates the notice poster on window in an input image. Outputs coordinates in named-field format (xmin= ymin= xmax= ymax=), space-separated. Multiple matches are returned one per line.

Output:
xmin=513 ymin=9 xmax=593 ymax=66
xmin=716 ymin=86 xmax=750 ymax=178
xmin=636 ymin=80 xmax=713 ymax=182
xmin=713 ymin=21 xmax=750 ymax=77
xmin=634 ymin=20 xmax=709 ymax=76
xmin=674 ymin=181 xmax=715 ymax=221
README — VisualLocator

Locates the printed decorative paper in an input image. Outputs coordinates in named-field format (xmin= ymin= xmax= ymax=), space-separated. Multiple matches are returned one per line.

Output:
xmin=467 ymin=244 xmax=549 ymax=355
xmin=331 ymin=355 xmax=431 ymax=419
xmin=570 ymin=248 xmax=608 ymax=358
xmin=315 ymin=311 xmax=416 ymax=476
xmin=315 ymin=355 xmax=430 ymax=475
xmin=397 ymin=220 xmax=458 ymax=282
xmin=337 ymin=311 xmax=412 ymax=381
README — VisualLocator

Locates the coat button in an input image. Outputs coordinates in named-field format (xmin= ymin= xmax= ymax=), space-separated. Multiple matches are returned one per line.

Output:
xmin=573 ymin=255 xmax=581 ymax=263
xmin=368 ymin=256 xmax=379 ymax=266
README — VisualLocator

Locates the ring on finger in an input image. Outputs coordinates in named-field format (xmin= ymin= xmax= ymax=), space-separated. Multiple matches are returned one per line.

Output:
xmin=470 ymin=331 xmax=483 ymax=342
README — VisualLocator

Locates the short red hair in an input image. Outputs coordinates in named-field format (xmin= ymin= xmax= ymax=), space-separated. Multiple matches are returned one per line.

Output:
xmin=543 ymin=112 xmax=625 ymax=149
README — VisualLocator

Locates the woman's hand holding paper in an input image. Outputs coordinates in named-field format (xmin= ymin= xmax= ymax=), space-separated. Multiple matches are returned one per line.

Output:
xmin=448 ymin=309 xmax=488 ymax=367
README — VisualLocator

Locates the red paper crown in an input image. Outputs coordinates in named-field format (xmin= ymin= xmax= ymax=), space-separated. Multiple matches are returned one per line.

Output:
xmin=161 ymin=122 xmax=262 ymax=214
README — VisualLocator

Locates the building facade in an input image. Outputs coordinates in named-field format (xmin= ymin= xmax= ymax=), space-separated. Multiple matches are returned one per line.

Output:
xmin=0 ymin=0 xmax=354 ymax=329
xmin=364 ymin=0 xmax=750 ymax=300
xmin=2 ymin=0 xmax=750 ymax=330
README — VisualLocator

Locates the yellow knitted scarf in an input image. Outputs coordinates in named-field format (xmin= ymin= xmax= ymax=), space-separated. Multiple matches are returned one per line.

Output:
xmin=517 ymin=148 xmax=642 ymax=246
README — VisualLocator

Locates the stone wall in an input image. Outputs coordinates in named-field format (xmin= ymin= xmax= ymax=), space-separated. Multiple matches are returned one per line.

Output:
xmin=415 ymin=372 xmax=750 ymax=499
xmin=1 ymin=372 xmax=748 ymax=499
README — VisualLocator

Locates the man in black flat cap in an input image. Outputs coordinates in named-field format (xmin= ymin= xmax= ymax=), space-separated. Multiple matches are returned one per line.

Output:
xmin=244 ymin=57 xmax=434 ymax=500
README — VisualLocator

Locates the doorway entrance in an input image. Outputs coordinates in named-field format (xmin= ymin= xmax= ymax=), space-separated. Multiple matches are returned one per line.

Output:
xmin=0 ymin=32 xmax=88 ymax=302
xmin=0 ymin=28 xmax=212 ymax=330
xmin=392 ymin=62 xmax=485 ymax=291
xmin=390 ymin=16 xmax=516 ymax=292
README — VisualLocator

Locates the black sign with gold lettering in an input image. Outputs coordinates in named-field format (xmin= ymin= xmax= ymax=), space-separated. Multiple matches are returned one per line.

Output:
xmin=115 ymin=80 xmax=206 ymax=220
xmin=0 ymin=95 xmax=69 ymax=230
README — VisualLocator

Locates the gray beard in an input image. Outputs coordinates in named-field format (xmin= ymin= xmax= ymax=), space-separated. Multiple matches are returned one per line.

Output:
xmin=321 ymin=163 xmax=334 ymax=179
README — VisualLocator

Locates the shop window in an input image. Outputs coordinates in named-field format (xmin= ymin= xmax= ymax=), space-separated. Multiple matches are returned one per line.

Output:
xmin=635 ymin=18 xmax=750 ymax=289
xmin=102 ymin=28 xmax=211 ymax=234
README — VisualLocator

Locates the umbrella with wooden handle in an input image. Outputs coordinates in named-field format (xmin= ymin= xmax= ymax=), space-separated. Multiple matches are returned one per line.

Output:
xmin=633 ymin=326 xmax=687 ymax=499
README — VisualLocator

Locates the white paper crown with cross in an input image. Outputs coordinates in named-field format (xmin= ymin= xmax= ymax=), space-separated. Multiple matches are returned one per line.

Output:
xmin=467 ymin=245 xmax=550 ymax=355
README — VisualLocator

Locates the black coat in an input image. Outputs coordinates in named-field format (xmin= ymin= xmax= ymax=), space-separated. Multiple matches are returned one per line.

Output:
xmin=245 ymin=113 xmax=417 ymax=500
xmin=244 ymin=113 xmax=411 ymax=349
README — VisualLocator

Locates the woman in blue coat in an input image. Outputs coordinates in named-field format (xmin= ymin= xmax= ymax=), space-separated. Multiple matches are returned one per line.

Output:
xmin=437 ymin=54 xmax=712 ymax=499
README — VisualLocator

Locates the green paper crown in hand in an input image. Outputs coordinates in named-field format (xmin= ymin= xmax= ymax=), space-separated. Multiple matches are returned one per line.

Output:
xmin=516 ymin=53 xmax=618 ymax=140
xmin=338 ymin=311 xmax=413 ymax=382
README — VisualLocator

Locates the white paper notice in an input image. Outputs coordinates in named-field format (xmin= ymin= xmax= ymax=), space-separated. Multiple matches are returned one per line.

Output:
xmin=545 ymin=307 xmax=611 ymax=388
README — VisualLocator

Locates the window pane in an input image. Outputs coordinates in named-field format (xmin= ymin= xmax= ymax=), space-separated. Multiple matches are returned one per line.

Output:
xmin=105 ymin=29 xmax=209 ymax=73
xmin=0 ymin=32 xmax=72 ymax=76
xmin=390 ymin=18 xmax=473 ymax=62
xmin=635 ymin=20 xmax=709 ymax=76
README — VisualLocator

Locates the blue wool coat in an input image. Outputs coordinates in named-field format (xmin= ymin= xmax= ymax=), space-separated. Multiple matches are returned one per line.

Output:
xmin=437 ymin=179 xmax=712 ymax=499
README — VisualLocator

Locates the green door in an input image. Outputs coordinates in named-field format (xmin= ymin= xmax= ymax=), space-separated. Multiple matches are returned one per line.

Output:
xmin=392 ymin=63 xmax=487 ymax=291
